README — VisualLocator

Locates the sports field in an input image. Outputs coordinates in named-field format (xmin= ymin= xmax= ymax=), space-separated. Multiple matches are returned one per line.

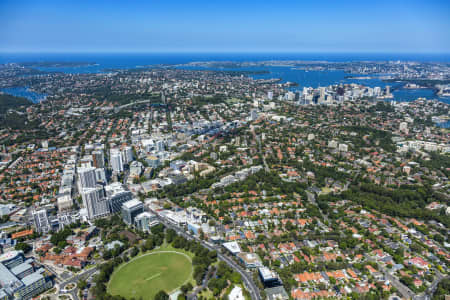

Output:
xmin=107 ymin=250 xmax=193 ymax=299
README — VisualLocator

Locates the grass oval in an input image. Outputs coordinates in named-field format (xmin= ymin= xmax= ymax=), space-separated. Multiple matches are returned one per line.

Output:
xmin=108 ymin=251 xmax=192 ymax=299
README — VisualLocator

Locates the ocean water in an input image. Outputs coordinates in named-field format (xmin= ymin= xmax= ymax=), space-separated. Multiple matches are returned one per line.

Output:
xmin=2 ymin=52 xmax=450 ymax=67
xmin=0 ymin=53 xmax=449 ymax=103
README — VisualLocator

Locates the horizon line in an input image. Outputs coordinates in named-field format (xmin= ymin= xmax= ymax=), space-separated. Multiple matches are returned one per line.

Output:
xmin=1 ymin=50 xmax=450 ymax=55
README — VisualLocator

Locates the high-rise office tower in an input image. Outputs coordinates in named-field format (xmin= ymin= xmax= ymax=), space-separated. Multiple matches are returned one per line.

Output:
xmin=81 ymin=186 xmax=110 ymax=220
xmin=92 ymin=150 xmax=105 ymax=168
xmin=110 ymin=148 xmax=124 ymax=173
xmin=374 ymin=86 xmax=381 ymax=97
xmin=77 ymin=167 xmax=97 ymax=189
xmin=319 ymin=87 xmax=326 ymax=103
xmin=32 ymin=209 xmax=50 ymax=233
xmin=155 ymin=140 xmax=165 ymax=152
xmin=122 ymin=146 xmax=134 ymax=164
xmin=105 ymin=182 xmax=133 ymax=213
xmin=319 ymin=87 xmax=325 ymax=99
xmin=95 ymin=168 xmax=107 ymax=184
xmin=135 ymin=212 xmax=159 ymax=232
xmin=121 ymin=199 xmax=144 ymax=225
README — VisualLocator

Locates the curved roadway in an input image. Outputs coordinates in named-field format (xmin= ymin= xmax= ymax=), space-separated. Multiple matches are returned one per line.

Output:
xmin=151 ymin=210 xmax=262 ymax=300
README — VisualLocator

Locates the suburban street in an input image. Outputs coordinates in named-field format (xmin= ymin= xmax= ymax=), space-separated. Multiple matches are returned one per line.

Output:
xmin=365 ymin=254 xmax=448 ymax=300
xmin=252 ymin=129 xmax=269 ymax=173
xmin=365 ymin=255 xmax=415 ymax=299
xmin=414 ymin=273 xmax=449 ymax=300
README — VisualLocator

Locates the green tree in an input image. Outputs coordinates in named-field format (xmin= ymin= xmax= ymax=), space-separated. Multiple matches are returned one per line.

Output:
xmin=15 ymin=242 xmax=32 ymax=254
xmin=78 ymin=279 xmax=88 ymax=290
xmin=154 ymin=290 xmax=169 ymax=300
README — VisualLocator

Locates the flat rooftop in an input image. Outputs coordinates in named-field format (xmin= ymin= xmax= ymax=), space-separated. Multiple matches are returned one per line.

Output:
xmin=122 ymin=199 xmax=143 ymax=209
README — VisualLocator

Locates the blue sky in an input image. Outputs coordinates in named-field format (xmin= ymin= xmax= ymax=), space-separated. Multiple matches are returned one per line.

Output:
xmin=0 ymin=0 xmax=449 ymax=53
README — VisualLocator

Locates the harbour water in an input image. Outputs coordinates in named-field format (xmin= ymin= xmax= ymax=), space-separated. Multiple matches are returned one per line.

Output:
xmin=0 ymin=53 xmax=449 ymax=103
xmin=1 ymin=87 xmax=47 ymax=103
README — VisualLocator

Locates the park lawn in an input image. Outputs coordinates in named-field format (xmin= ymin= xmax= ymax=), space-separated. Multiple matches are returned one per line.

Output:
xmin=198 ymin=288 xmax=214 ymax=299
xmin=156 ymin=243 xmax=195 ymax=259
xmin=320 ymin=187 xmax=332 ymax=195
xmin=108 ymin=248 xmax=193 ymax=299
xmin=225 ymin=98 xmax=242 ymax=104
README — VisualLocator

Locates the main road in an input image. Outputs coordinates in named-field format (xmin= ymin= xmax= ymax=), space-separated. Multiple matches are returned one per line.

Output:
xmin=251 ymin=128 xmax=269 ymax=172
xmin=58 ymin=267 xmax=98 ymax=300
xmin=365 ymin=255 xmax=415 ymax=299
xmin=151 ymin=210 xmax=262 ymax=300
xmin=414 ymin=273 xmax=448 ymax=300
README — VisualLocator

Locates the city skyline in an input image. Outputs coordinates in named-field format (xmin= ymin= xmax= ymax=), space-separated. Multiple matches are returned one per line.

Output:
xmin=1 ymin=0 xmax=450 ymax=53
